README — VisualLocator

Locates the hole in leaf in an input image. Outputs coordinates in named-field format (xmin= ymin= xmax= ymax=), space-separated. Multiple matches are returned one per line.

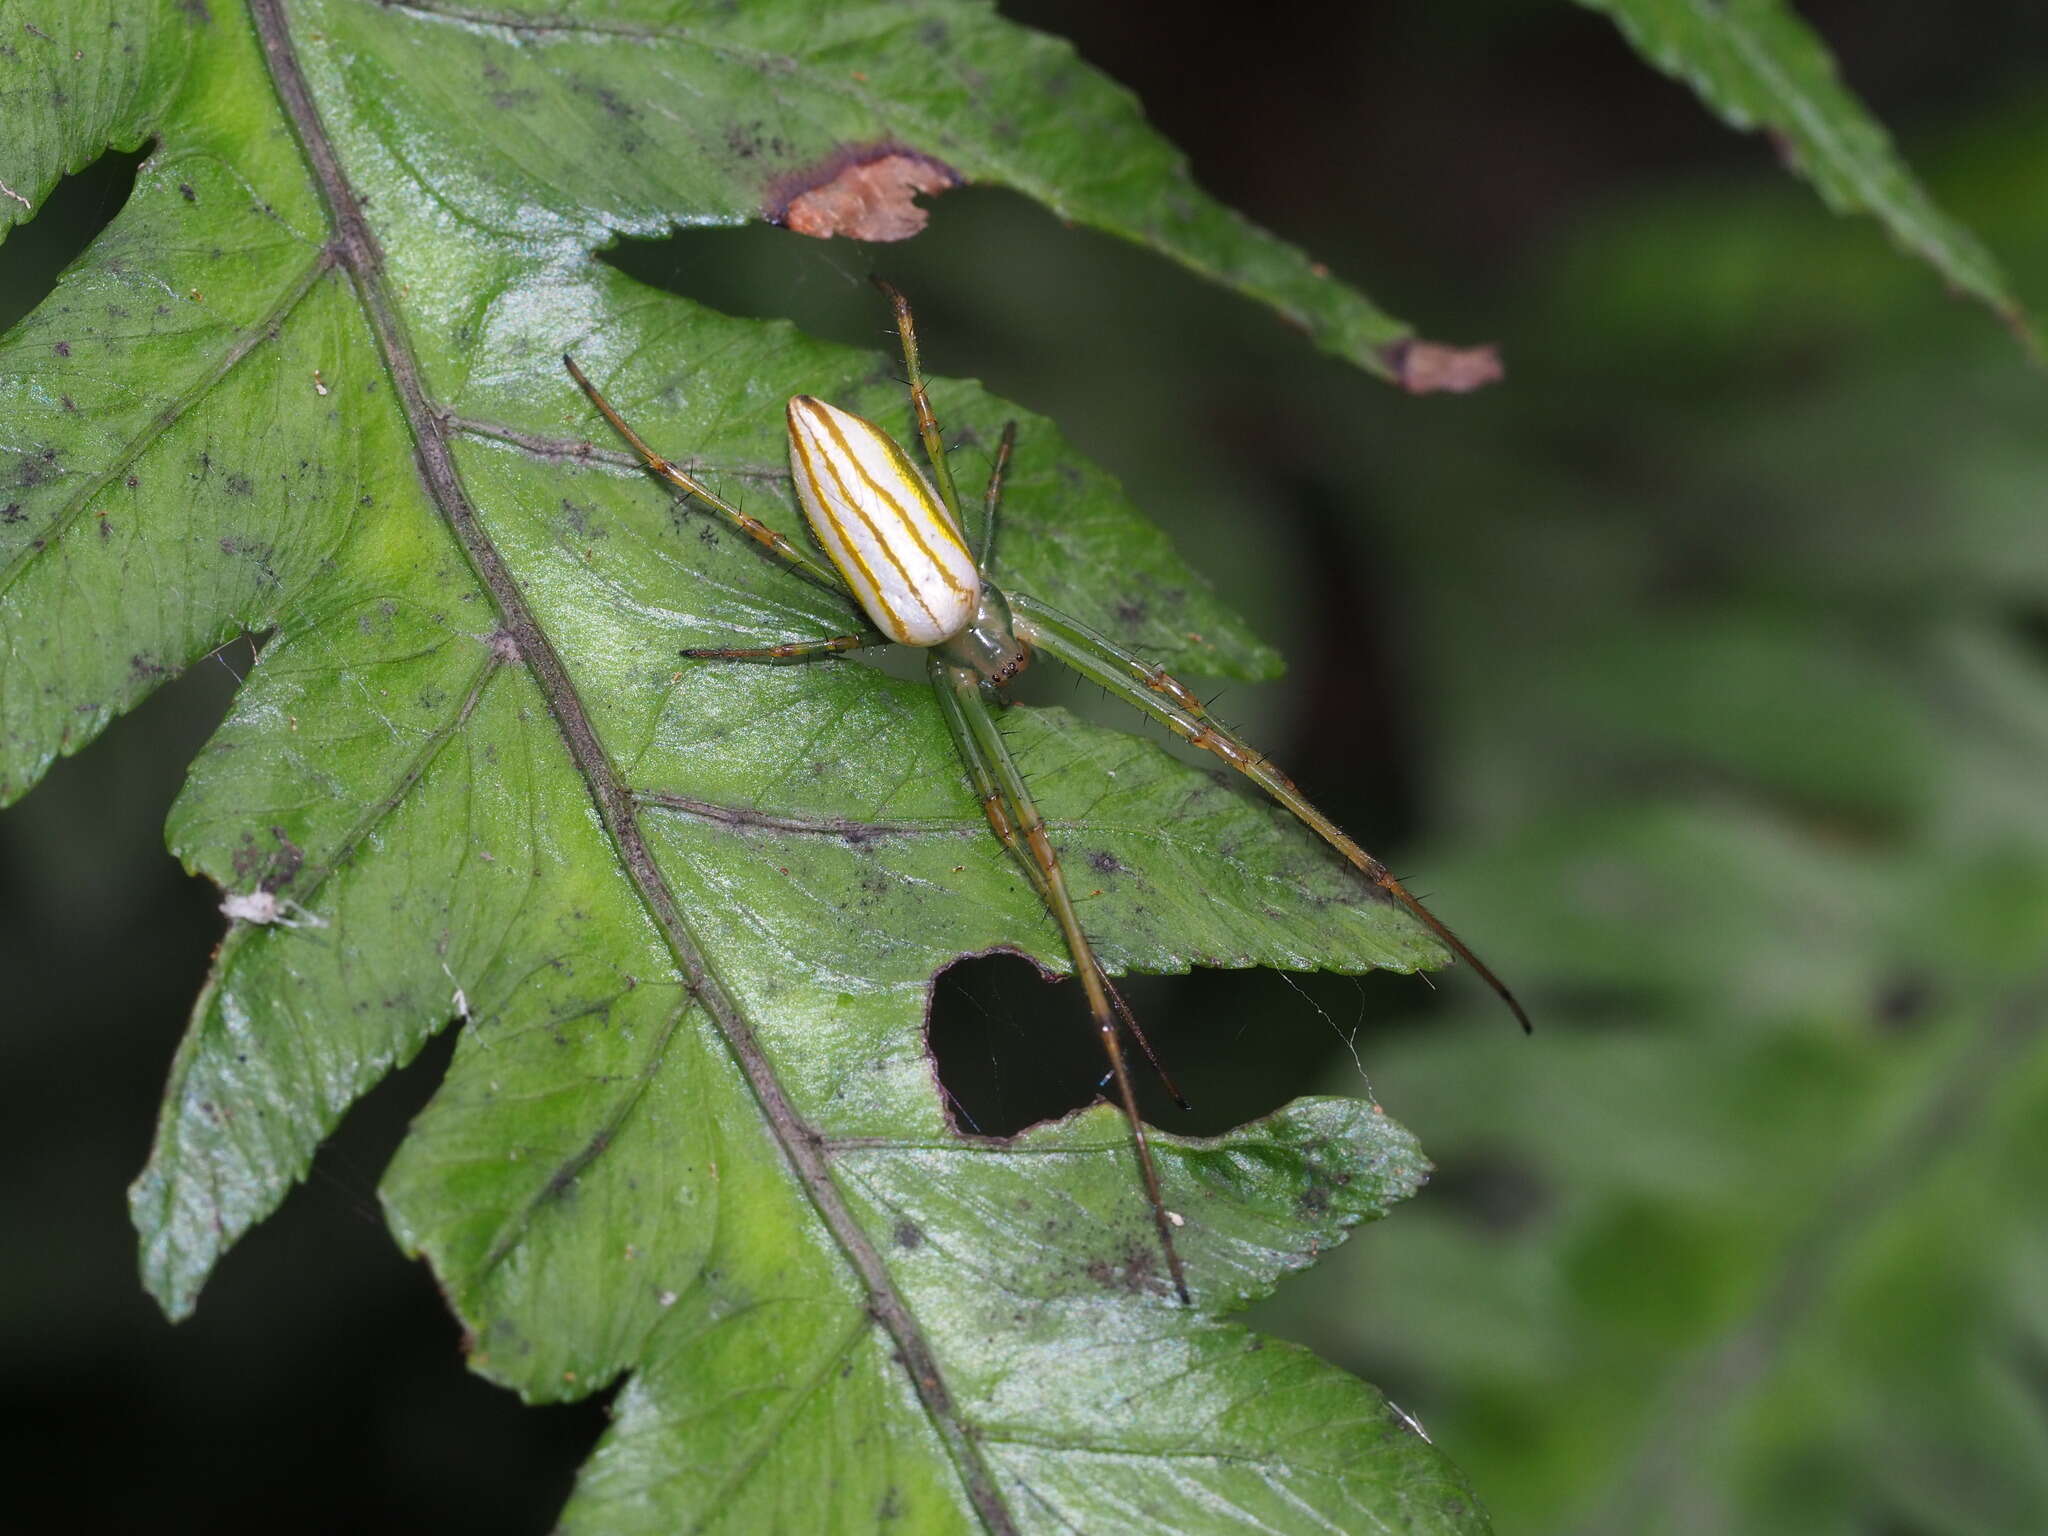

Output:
xmin=928 ymin=951 xmax=1120 ymax=1137
xmin=928 ymin=952 xmax=1407 ymax=1139
xmin=0 ymin=141 xmax=148 ymax=335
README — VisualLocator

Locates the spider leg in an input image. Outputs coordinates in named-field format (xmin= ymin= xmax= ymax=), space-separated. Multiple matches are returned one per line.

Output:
xmin=931 ymin=660 xmax=1186 ymax=1106
xmin=931 ymin=654 xmax=1192 ymax=1305
xmin=874 ymin=280 xmax=968 ymax=533
xmin=564 ymin=355 xmax=851 ymax=598
xmin=680 ymin=634 xmax=884 ymax=663
xmin=1010 ymin=593 xmax=1533 ymax=1034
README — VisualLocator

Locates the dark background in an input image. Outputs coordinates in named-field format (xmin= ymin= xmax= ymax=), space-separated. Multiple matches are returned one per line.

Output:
xmin=4 ymin=1 xmax=2045 ymax=1529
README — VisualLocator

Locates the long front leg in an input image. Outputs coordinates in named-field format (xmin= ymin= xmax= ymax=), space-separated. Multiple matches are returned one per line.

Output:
xmin=564 ymin=355 xmax=852 ymax=598
xmin=875 ymin=280 xmax=968 ymax=532
xmin=1011 ymin=593 xmax=1533 ymax=1033
xmin=930 ymin=655 xmax=1192 ymax=1305
xmin=680 ymin=634 xmax=885 ymax=663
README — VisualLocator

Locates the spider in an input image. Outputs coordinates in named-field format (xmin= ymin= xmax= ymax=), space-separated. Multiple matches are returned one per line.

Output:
xmin=565 ymin=283 xmax=1527 ymax=1305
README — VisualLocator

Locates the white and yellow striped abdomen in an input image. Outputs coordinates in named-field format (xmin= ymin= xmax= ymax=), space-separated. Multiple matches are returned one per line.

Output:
xmin=786 ymin=395 xmax=980 ymax=648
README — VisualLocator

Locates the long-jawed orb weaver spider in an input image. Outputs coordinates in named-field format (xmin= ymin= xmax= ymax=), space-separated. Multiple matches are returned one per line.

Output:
xmin=565 ymin=283 xmax=1528 ymax=1306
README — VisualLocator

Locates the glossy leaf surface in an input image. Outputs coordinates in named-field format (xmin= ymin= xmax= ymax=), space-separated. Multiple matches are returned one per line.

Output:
xmin=1 ymin=3 xmax=1483 ymax=1530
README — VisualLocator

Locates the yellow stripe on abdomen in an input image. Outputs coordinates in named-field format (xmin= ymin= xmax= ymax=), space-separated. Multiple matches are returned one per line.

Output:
xmin=787 ymin=396 xmax=979 ymax=648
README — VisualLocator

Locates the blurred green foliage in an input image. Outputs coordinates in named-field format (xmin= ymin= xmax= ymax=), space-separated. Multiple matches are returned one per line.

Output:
xmin=1262 ymin=91 xmax=2048 ymax=1536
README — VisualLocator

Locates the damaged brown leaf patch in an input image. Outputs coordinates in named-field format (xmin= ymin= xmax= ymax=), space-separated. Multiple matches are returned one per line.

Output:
xmin=1382 ymin=337 xmax=1505 ymax=395
xmin=767 ymin=144 xmax=961 ymax=242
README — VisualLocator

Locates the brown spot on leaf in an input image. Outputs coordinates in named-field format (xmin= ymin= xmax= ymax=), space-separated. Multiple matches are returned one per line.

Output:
xmin=1383 ymin=337 xmax=1504 ymax=395
xmin=769 ymin=145 xmax=961 ymax=242
xmin=1084 ymin=1245 xmax=1158 ymax=1296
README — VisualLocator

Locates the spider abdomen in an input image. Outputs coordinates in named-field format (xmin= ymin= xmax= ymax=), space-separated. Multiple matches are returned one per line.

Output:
xmin=786 ymin=395 xmax=980 ymax=648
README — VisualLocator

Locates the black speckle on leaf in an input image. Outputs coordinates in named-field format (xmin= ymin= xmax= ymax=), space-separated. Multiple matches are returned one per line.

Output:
xmin=52 ymin=340 xmax=69 ymax=357
xmin=0 ymin=504 xmax=21 ymax=524
xmin=224 ymin=473 xmax=252 ymax=496
xmin=892 ymin=1220 xmax=924 ymax=1250
xmin=1085 ymin=1245 xmax=1157 ymax=1296
xmin=178 ymin=182 xmax=195 ymax=201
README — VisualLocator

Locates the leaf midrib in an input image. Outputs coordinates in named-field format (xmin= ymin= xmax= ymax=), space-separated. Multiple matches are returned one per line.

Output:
xmin=246 ymin=2 xmax=1016 ymax=1530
